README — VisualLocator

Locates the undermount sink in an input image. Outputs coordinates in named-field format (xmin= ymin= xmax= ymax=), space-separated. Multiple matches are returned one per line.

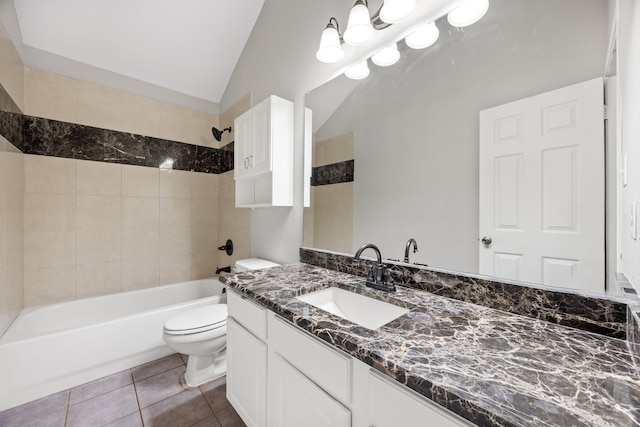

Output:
xmin=296 ymin=287 xmax=410 ymax=330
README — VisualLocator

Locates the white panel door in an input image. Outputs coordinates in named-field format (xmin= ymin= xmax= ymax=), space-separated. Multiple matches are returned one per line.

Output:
xmin=251 ymin=96 xmax=272 ymax=176
xmin=479 ymin=78 xmax=604 ymax=293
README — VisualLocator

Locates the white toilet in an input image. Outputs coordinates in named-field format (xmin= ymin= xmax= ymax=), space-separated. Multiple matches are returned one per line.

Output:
xmin=162 ymin=258 xmax=279 ymax=387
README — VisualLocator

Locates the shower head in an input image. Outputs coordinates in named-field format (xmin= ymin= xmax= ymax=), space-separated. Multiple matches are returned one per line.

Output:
xmin=211 ymin=126 xmax=232 ymax=142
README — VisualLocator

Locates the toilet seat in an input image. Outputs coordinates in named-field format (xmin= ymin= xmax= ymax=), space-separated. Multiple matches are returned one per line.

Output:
xmin=163 ymin=305 xmax=227 ymax=336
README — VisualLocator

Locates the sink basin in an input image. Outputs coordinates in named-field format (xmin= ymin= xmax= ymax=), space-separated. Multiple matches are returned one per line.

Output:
xmin=296 ymin=287 xmax=409 ymax=330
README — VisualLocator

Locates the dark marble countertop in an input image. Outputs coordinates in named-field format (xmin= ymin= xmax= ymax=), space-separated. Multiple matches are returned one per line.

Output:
xmin=220 ymin=263 xmax=640 ymax=427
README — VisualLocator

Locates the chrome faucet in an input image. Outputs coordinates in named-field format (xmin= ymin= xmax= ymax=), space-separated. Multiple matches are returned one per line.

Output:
xmin=404 ymin=238 xmax=418 ymax=263
xmin=353 ymin=243 xmax=395 ymax=292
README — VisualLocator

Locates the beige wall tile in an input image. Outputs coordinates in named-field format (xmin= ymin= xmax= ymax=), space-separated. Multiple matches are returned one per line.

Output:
xmin=24 ymin=266 xmax=76 ymax=307
xmin=191 ymin=198 xmax=218 ymax=227
xmin=159 ymin=103 xmax=192 ymax=144
xmin=24 ymin=68 xmax=77 ymax=122
xmin=24 ymin=194 xmax=76 ymax=231
xmin=122 ymin=258 xmax=159 ymax=292
xmin=77 ymin=80 xmax=123 ymax=131
xmin=77 ymin=161 xmax=122 ymax=196
xmin=122 ymin=165 xmax=159 ymax=197
xmin=159 ymin=227 xmax=191 ymax=258
xmin=77 ymin=262 xmax=122 ymax=298
xmin=24 ymin=230 xmax=76 ymax=269
xmin=77 ymin=229 xmax=122 ymax=265
xmin=122 ymin=228 xmax=159 ymax=261
xmin=159 ymin=198 xmax=191 ymax=228
xmin=159 ymin=253 xmax=191 ymax=285
xmin=191 ymin=172 xmax=219 ymax=200
xmin=160 ymin=169 xmax=191 ymax=199
xmin=122 ymin=197 xmax=159 ymax=228
xmin=25 ymin=155 xmax=76 ymax=195
xmin=192 ymin=252 xmax=217 ymax=279
xmin=122 ymin=92 xmax=162 ymax=138
xmin=76 ymin=195 xmax=122 ymax=229
xmin=191 ymin=226 xmax=218 ymax=254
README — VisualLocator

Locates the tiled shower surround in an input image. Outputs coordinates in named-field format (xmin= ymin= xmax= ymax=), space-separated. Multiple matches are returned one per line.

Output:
xmin=0 ymin=26 xmax=252 ymax=335
xmin=300 ymin=247 xmax=631 ymax=339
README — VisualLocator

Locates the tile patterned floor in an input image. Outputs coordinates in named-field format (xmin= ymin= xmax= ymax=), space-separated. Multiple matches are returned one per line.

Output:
xmin=0 ymin=354 xmax=246 ymax=427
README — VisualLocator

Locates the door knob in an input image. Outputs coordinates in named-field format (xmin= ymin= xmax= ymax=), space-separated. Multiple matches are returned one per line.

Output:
xmin=481 ymin=236 xmax=492 ymax=245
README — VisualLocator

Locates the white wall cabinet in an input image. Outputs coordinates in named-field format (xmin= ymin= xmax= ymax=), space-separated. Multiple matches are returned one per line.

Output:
xmin=226 ymin=289 xmax=474 ymax=427
xmin=234 ymin=95 xmax=294 ymax=208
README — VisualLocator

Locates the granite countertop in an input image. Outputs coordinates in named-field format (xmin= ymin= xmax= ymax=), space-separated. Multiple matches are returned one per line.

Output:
xmin=220 ymin=263 xmax=640 ymax=427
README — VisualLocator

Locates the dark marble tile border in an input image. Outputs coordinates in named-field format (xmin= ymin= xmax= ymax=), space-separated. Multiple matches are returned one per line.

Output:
xmin=0 ymin=110 xmax=234 ymax=174
xmin=300 ymin=247 xmax=629 ymax=339
xmin=311 ymin=159 xmax=354 ymax=186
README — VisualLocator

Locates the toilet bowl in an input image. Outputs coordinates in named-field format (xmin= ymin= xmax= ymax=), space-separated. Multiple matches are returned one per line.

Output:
xmin=163 ymin=304 xmax=228 ymax=387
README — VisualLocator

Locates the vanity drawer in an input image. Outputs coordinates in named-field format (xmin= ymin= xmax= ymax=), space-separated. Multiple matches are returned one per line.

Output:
xmin=269 ymin=315 xmax=352 ymax=405
xmin=228 ymin=290 xmax=267 ymax=341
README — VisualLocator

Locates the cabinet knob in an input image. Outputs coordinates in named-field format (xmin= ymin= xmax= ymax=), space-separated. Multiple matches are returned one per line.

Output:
xmin=481 ymin=236 xmax=492 ymax=245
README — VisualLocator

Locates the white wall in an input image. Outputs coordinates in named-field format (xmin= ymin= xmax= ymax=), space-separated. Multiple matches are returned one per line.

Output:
xmin=619 ymin=0 xmax=640 ymax=287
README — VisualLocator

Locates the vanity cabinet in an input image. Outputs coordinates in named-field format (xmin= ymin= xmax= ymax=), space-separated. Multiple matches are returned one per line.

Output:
xmin=226 ymin=292 xmax=268 ymax=427
xmin=234 ymin=95 xmax=294 ymax=208
xmin=227 ymin=289 xmax=473 ymax=427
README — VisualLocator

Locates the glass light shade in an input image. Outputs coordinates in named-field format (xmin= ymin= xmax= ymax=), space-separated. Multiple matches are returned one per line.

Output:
xmin=380 ymin=0 xmax=416 ymax=24
xmin=447 ymin=0 xmax=490 ymax=28
xmin=316 ymin=25 xmax=344 ymax=63
xmin=343 ymin=1 xmax=373 ymax=46
xmin=405 ymin=22 xmax=439 ymax=49
xmin=345 ymin=60 xmax=370 ymax=80
xmin=371 ymin=43 xmax=400 ymax=67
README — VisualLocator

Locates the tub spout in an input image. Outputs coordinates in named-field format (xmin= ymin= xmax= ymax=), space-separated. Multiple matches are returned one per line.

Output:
xmin=216 ymin=266 xmax=231 ymax=275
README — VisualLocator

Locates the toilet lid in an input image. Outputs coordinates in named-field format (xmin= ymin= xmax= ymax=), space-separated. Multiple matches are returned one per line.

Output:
xmin=164 ymin=305 xmax=227 ymax=334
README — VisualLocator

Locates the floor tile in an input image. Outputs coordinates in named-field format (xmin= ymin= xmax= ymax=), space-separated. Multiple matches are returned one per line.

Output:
xmin=105 ymin=411 xmax=144 ymax=427
xmin=20 ymin=408 xmax=67 ymax=427
xmin=140 ymin=387 xmax=214 ymax=427
xmin=66 ymin=384 xmax=138 ymax=427
xmin=134 ymin=365 xmax=187 ymax=408
xmin=191 ymin=414 xmax=222 ymax=427
xmin=215 ymin=406 xmax=246 ymax=427
xmin=0 ymin=390 xmax=69 ymax=426
xmin=132 ymin=353 xmax=184 ymax=382
xmin=69 ymin=369 xmax=133 ymax=405
xmin=200 ymin=375 xmax=231 ymax=414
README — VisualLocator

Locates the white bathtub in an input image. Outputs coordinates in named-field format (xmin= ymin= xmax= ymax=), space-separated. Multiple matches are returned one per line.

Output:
xmin=0 ymin=277 xmax=226 ymax=411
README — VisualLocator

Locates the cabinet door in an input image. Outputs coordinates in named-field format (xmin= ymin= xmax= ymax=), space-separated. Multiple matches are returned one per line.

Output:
xmin=226 ymin=317 xmax=267 ymax=427
xmin=269 ymin=353 xmax=351 ymax=427
xmin=250 ymin=97 xmax=272 ymax=176
xmin=369 ymin=371 xmax=474 ymax=427
xmin=234 ymin=110 xmax=253 ymax=179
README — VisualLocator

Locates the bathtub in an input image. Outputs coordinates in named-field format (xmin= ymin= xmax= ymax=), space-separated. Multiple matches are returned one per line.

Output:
xmin=0 ymin=277 xmax=226 ymax=411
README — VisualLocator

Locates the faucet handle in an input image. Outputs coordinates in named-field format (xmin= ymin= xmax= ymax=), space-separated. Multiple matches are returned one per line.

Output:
xmin=367 ymin=266 xmax=376 ymax=282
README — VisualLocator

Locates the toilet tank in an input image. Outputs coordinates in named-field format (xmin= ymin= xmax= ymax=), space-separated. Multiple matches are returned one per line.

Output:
xmin=235 ymin=258 xmax=280 ymax=272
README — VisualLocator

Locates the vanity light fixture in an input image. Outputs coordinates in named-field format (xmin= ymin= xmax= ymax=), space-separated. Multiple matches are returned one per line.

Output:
xmin=447 ymin=0 xmax=490 ymax=28
xmin=316 ymin=17 xmax=344 ymax=63
xmin=345 ymin=60 xmax=370 ymax=80
xmin=371 ymin=42 xmax=400 ymax=66
xmin=405 ymin=21 xmax=439 ymax=49
xmin=379 ymin=0 xmax=416 ymax=24
xmin=344 ymin=0 xmax=374 ymax=46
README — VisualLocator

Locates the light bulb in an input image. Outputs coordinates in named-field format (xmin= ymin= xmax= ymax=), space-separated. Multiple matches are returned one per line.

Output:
xmin=405 ymin=22 xmax=439 ymax=49
xmin=316 ymin=21 xmax=343 ymax=63
xmin=371 ymin=43 xmax=400 ymax=67
xmin=447 ymin=0 xmax=490 ymax=28
xmin=344 ymin=0 xmax=373 ymax=46
xmin=380 ymin=0 xmax=416 ymax=24
xmin=345 ymin=60 xmax=370 ymax=80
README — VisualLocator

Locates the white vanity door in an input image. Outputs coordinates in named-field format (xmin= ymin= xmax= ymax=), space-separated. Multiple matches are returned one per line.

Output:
xmin=269 ymin=353 xmax=351 ymax=427
xmin=226 ymin=317 xmax=267 ymax=427
xmin=479 ymin=77 xmax=604 ymax=293
xmin=368 ymin=371 xmax=474 ymax=427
